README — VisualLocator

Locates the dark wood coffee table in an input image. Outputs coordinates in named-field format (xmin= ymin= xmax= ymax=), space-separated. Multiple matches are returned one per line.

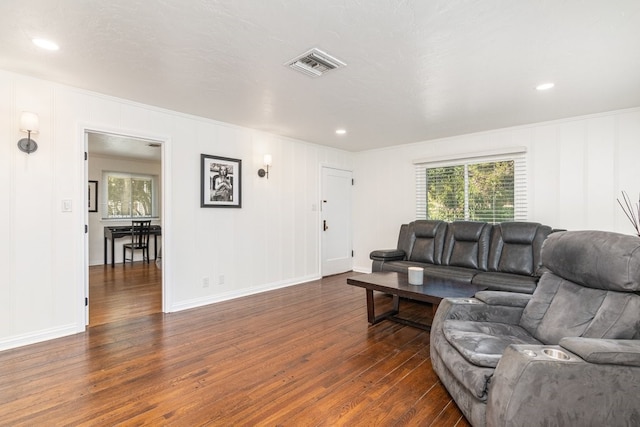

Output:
xmin=347 ymin=271 xmax=486 ymax=330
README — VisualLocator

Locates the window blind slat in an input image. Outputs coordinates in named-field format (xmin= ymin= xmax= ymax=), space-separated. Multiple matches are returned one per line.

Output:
xmin=415 ymin=152 xmax=527 ymax=223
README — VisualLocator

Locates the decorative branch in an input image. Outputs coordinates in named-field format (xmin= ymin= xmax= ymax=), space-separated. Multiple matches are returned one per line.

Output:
xmin=617 ymin=191 xmax=640 ymax=236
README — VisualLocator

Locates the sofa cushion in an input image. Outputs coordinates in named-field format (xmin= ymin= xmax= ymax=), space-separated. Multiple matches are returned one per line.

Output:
xmin=487 ymin=222 xmax=551 ymax=276
xmin=442 ymin=221 xmax=492 ymax=270
xmin=431 ymin=321 xmax=496 ymax=401
xmin=541 ymin=230 xmax=640 ymax=292
xmin=373 ymin=261 xmax=477 ymax=283
xmin=443 ymin=320 xmax=542 ymax=368
xmin=422 ymin=265 xmax=477 ymax=283
xmin=397 ymin=223 xmax=415 ymax=261
xmin=373 ymin=260 xmax=434 ymax=275
xmin=407 ymin=220 xmax=447 ymax=264
xmin=520 ymin=272 xmax=640 ymax=344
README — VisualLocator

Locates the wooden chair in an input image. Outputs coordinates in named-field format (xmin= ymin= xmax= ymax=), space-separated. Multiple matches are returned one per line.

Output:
xmin=123 ymin=220 xmax=151 ymax=265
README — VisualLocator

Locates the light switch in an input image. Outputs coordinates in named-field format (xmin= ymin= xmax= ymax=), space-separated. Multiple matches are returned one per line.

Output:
xmin=62 ymin=199 xmax=72 ymax=212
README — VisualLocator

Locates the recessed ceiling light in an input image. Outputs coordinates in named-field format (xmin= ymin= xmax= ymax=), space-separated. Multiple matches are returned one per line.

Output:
xmin=32 ymin=38 xmax=59 ymax=51
xmin=536 ymin=82 xmax=555 ymax=91
xmin=336 ymin=129 xmax=347 ymax=135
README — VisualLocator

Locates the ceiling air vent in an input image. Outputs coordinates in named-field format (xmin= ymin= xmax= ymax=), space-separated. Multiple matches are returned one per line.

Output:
xmin=286 ymin=48 xmax=346 ymax=77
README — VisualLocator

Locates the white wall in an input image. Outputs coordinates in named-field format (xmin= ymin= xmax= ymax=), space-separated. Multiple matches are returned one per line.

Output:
xmin=3 ymin=66 xmax=639 ymax=351
xmin=88 ymin=154 xmax=162 ymax=266
xmin=352 ymin=108 xmax=640 ymax=272
xmin=0 ymin=70 xmax=353 ymax=350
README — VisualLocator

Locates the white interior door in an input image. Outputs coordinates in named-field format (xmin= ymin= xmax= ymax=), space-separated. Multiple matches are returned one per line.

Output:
xmin=321 ymin=167 xmax=353 ymax=276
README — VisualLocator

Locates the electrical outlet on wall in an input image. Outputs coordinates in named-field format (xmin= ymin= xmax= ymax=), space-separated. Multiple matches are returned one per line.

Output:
xmin=218 ymin=275 xmax=225 ymax=285
xmin=202 ymin=277 xmax=210 ymax=288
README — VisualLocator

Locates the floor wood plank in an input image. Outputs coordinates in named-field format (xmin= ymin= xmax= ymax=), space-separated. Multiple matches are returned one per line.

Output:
xmin=89 ymin=262 xmax=162 ymax=326
xmin=0 ymin=265 xmax=470 ymax=426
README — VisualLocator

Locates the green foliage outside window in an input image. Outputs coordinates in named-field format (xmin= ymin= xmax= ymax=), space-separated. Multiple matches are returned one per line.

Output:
xmin=106 ymin=174 xmax=154 ymax=218
xmin=427 ymin=161 xmax=514 ymax=223
xmin=426 ymin=165 xmax=465 ymax=221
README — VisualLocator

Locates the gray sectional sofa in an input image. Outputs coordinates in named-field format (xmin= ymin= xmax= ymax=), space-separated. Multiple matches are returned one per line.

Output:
xmin=430 ymin=230 xmax=640 ymax=426
xmin=370 ymin=220 xmax=553 ymax=294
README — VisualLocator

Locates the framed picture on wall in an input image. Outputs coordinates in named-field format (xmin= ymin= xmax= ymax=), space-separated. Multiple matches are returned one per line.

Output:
xmin=88 ymin=180 xmax=98 ymax=212
xmin=201 ymin=154 xmax=242 ymax=208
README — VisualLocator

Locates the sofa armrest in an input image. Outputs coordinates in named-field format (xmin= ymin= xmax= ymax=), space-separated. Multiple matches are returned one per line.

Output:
xmin=369 ymin=249 xmax=406 ymax=261
xmin=559 ymin=337 xmax=640 ymax=367
xmin=474 ymin=291 xmax=532 ymax=308
xmin=487 ymin=344 xmax=640 ymax=426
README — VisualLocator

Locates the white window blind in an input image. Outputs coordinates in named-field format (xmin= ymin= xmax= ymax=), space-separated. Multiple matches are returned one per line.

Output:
xmin=415 ymin=149 xmax=527 ymax=223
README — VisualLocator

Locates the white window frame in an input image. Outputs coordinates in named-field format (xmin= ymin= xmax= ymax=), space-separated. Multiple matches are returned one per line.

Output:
xmin=102 ymin=171 xmax=159 ymax=219
xmin=414 ymin=147 xmax=528 ymax=222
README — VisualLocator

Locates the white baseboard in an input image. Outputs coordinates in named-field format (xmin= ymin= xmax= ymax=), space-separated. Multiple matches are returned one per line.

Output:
xmin=0 ymin=323 xmax=82 ymax=352
xmin=168 ymin=274 xmax=322 ymax=313
xmin=352 ymin=265 xmax=372 ymax=273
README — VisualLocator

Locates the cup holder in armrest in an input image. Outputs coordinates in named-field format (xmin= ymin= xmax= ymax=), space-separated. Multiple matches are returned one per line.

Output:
xmin=542 ymin=348 xmax=571 ymax=360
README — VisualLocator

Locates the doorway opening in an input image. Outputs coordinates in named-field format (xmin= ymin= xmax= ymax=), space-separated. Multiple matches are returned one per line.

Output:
xmin=85 ymin=131 xmax=164 ymax=326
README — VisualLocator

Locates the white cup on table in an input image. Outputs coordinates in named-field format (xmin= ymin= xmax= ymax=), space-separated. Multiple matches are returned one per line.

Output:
xmin=408 ymin=267 xmax=424 ymax=285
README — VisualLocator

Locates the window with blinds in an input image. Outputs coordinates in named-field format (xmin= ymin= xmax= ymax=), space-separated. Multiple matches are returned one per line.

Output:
xmin=415 ymin=150 xmax=527 ymax=223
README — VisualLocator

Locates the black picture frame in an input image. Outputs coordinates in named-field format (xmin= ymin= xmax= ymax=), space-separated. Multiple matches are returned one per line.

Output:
xmin=88 ymin=180 xmax=98 ymax=212
xmin=201 ymin=154 xmax=242 ymax=208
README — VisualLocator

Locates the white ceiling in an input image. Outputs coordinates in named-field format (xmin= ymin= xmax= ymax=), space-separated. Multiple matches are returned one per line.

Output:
xmin=2 ymin=0 xmax=640 ymax=153
xmin=87 ymin=132 xmax=162 ymax=161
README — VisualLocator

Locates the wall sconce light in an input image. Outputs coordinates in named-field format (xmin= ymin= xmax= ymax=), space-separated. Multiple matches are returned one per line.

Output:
xmin=258 ymin=154 xmax=272 ymax=179
xmin=18 ymin=111 xmax=39 ymax=154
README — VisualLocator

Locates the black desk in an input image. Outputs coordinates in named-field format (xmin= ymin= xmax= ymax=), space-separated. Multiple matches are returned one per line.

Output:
xmin=104 ymin=225 xmax=161 ymax=267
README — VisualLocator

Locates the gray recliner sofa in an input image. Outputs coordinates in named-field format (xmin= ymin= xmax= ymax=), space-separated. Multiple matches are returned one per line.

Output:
xmin=430 ymin=230 xmax=640 ymax=426
xmin=371 ymin=220 xmax=553 ymax=293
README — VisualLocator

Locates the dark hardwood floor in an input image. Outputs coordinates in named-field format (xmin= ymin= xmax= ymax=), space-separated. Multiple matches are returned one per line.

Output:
xmin=0 ymin=264 xmax=469 ymax=426
xmin=89 ymin=262 xmax=162 ymax=326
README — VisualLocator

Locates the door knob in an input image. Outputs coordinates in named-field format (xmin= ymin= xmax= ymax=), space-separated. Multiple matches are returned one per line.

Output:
xmin=323 ymin=220 xmax=328 ymax=231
